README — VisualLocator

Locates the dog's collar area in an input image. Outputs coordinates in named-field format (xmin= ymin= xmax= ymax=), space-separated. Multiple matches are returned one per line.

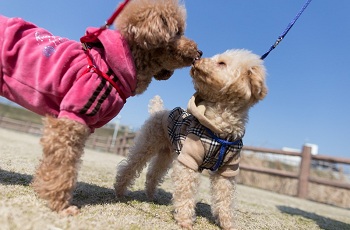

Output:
xmin=201 ymin=126 xmax=242 ymax=172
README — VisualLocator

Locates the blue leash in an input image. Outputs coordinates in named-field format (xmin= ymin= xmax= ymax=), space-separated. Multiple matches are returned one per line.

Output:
xmin=202 ymin=127 xmax=241 ymax=172
xmin=261 ymin=0 xmax=312 ymax=60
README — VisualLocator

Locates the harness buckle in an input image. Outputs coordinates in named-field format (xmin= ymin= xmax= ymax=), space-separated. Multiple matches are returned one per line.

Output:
xmin=86 ymin=65 xmax=97 ymax=73
xmin=82 ymin=42 xmax=89 ymax=51
xmin=102 ymin=21 xmax=109 ymax=29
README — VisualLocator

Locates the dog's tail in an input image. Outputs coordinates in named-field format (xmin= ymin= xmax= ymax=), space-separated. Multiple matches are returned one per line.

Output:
xmin=148 ymin=95 xmax=164 ymax=114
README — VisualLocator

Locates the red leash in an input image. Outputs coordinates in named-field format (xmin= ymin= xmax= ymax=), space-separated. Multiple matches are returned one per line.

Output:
xmin=78 ymin=0 xmax=131 ymax=103
xmin=80 ymin=0 xmax=131 ymax=44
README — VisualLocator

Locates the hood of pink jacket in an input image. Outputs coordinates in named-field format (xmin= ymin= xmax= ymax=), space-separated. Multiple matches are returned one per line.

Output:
xmin=85 ymin=27 xmax=137 ymax=97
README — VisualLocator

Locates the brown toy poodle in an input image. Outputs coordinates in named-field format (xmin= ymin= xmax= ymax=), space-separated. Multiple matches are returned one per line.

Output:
xmin=115 ymin=49 xmax=267 ymax=229
xmin=0 ymin=0 xmax=201 ymax=216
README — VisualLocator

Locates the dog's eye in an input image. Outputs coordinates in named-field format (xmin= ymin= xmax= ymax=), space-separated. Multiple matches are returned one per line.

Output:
xmin=176 ymin=30 xmax=183 ymax=36
xmin=218 ymin=62 xmax=226 ymax=66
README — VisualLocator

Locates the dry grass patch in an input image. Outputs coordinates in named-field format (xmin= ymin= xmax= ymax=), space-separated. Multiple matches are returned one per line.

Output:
xmin=0 ymin=128 xmax=350 ymax=229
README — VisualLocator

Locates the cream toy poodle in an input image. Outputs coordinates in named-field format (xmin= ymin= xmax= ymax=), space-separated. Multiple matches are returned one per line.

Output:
xmin=115 ymin=49 xmax=267 ymax=229
xmin=0 ymin=0 xmax=201 ymax=216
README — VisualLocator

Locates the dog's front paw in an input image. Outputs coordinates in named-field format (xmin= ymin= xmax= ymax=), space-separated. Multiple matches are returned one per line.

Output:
xmin=59 ymin=205 xmax=80 ymax=217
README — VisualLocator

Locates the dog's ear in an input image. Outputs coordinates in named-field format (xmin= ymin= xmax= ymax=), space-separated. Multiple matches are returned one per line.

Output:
xmin=132 ymin=14 xmax=181 ymax=49
xmin=115 ymin=0 xmax=186 ymax=49
xmin=154 ymin=69 xmax=174 ymax=80
xmin=248 ymin=65 xmax=268 ymax=102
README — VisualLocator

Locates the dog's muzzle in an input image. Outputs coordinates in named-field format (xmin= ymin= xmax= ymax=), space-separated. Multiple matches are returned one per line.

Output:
xmin=192 ymin=50 xmax=202 ymax=65
xmin=192 ymin=50 xmax=202 ymax=64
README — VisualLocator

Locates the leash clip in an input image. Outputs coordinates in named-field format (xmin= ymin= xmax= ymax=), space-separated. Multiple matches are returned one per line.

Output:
xmin=102 ymin=21 xmax=110 ymax=29
xmin=261 ymin=0 xmax=312 ymax=60
xmin=273 ymin=38 xmax=282 ymax=48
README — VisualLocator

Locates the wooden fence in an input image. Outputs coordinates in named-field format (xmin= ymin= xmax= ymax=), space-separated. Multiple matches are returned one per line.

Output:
xmin=240 ymin=145 xmax=350 ymax=199
xmin=0 ymin=116 xmax=42 ymax=135
xmin=0 ymin=116 xmax=136 ymax=155
xmin=85 ymin=132 xmax=136 ymax=156
xmin=0 ymin=116 xmax=349 ymax=200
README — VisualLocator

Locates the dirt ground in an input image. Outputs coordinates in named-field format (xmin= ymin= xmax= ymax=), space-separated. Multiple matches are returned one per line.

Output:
xmin=0 ymin=128 xmax=350 ymax=230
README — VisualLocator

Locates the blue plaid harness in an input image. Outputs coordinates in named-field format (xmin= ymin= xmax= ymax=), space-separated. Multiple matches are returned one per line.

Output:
xmin=167 ymin=107 xmax=243 ymax=172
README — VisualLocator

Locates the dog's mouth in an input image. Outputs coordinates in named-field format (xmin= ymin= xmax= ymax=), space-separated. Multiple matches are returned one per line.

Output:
xmin=154 ymin=69 xmax=174 ymax=81
xmin=192 ymin=50 xmax=203 ymax=65
xmin=192 ymin=57 xmax=200 ymax=66
xmin=191 ymin=58 xmax=201 ymax=70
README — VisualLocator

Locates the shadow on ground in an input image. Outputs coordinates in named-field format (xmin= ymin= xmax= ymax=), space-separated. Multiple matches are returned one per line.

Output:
xmin=277 ymin=205 xmax=350 ymax=230
xmin=1 ymin=169 xmax=215 ymax=223
xmin=0 ymin=168 xmax=117 ymax=207
xmin=196 ymin=202 xmax=216 ymax=224
xmin=0 ymin=168 xmax=33 ymax=186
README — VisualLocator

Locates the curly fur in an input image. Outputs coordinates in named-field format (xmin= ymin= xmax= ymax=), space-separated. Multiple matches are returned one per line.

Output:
xmin=210 ymin=174 xmax=236 ymax=229
xmin=31 ymin=116 xmax=90 ymax=216
xmin=115 ymin=49 xmax=267 ymax=229
xmin=1 ymin=0 xmax=201 ymax=216
xmin=115 ymin=110 xmax=172 ymax=198
xmin=115 ymin=0 xmax=202 ymax=94
xmin=191 ymin=49 xmax=267 ymax=136
xmin=171 ymin=160 xmax=200 ymax=230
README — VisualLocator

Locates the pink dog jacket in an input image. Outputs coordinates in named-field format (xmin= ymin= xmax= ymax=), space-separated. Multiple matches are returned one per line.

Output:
xmin=0 ymin=15 xmax=137 ymax=132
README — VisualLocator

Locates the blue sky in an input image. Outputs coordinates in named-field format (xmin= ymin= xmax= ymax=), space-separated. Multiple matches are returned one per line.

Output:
xmin=1 ymin=0 xmax=349 ymax=158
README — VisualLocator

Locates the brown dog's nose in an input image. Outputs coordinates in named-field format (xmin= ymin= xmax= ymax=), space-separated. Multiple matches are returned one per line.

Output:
xmin=198 ymin=50 xmax=203 ymax=57
xmin=192 ymin=50 xmax=202 ymax=65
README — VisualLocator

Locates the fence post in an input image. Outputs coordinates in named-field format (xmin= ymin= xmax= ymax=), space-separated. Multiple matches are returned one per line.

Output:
xmin=24 ymin=122 xmax=31 ymax=133
xmin=114 ymin=137 xmax=120 ymax=155
xmin=91 ymin=136 xmax=97 ymax=149
xmin=106 ymin=136 xmax=112 ymax=152
xmin=120 ymin=132 xmax=128 ymax=156
xmin=297 ymin=145 xmax=312 ymax=199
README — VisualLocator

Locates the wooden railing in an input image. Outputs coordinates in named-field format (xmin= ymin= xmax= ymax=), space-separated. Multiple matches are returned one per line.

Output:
xmin=85 ymin=132 xmax=136 ymax=155
xmin=241 ymin=145 xmax=350 ymax=199
xmin=0 ymin=116 xmax=42 ymax=135
xmin=0 ymin=116 xmax=349 ymax=200
xmin=0 ymin=116 xmax=136 ymax=155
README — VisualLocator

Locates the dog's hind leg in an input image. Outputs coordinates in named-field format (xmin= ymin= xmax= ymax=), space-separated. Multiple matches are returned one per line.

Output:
xmin=171 ymin=160 xmax=200 ymax=230
xmin=115 ymin=112 xmax=168 ymax=198
xmin=145 ymin=146 xmax=175 ymax=199
xmin=210 ymin=174 xmax=236 ymax=230
xmin=31 ymin=116 xmax=90 ymax=216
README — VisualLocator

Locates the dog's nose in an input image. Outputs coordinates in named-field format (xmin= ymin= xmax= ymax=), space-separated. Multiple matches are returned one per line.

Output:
xmin=198 ymin=50 xmax=203 ymax=57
